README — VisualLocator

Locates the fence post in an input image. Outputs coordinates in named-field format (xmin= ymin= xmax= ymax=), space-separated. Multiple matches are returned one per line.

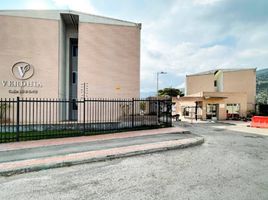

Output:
xmin=16 ymin=97 xmax=20 ymax=142
xmin=83 ymin=98 xmax=86 ymax=134
xmin=169 ymin=99 xmax=172 ymax=127
xmin=157 ymin=99 xmax=160 ymax=124
xmin=132 ymin=98 xmax=134 ymax=128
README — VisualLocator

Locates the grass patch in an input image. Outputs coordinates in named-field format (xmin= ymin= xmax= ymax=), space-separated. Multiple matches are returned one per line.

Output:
xmin=0 ymin=125 xmax=172 ymax=143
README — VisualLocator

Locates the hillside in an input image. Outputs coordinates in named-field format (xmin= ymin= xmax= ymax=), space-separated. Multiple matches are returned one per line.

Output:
xmin=257 ymin=68 xmax=268 ymax=79
xmin=256 ymin=68 xmax=268 ymax=104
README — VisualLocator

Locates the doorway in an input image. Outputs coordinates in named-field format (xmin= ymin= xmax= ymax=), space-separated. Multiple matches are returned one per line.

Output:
xmin=206 ymin=104 xmax=219 ymax=120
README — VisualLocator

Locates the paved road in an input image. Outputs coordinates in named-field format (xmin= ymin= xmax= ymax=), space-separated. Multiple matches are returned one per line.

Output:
xmin=0 ymin=122 xmax=267 ymax=200
xmin=0 ymin=132 xmax=195 ymax=163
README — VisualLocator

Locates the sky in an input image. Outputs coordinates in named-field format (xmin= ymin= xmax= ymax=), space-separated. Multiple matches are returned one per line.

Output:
xmin=1 ymin=0 xmax=268 ymax=97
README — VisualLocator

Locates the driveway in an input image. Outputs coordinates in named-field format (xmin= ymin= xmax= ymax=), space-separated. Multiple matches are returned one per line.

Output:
xmin=0 ymin=122 xmax=267 ymax=200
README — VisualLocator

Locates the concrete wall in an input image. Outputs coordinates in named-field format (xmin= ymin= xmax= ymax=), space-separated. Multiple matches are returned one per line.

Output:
xmin=59 ymin=17 xmax=66 ymax=99
xmin=223 ymin=69 xmax=256 ymax=111
xmin=78 ymin=23 xmax=140 ymax=99
xmin=0 ymin=15 xmax=59 ymax=99
xmin=186 ymin=74 xmax=214 ymax=95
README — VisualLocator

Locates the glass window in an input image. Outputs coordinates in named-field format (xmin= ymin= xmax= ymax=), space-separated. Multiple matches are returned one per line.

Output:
xmin=72 ymin=72 xmax=77 ymax=84
xmin=72 ymin=46 xmax=78 ymax=57
xmin=226 ymin=104 xmax=240 ymax=114
xmin=226 ymin=104 xmax=240 ymax=119
xmin=206 ymin=104 xmax=217 ymax=119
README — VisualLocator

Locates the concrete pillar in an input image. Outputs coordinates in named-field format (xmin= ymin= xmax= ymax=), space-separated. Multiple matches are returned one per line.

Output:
xmin=202 ymin=102 xmax=206 ymax=120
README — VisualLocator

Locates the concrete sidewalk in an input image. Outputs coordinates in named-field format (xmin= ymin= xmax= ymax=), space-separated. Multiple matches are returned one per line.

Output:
xmin=0 ymin=127 xmax=204 ymax=176
xmin=218 ymin=120 xmax=268 ymax=136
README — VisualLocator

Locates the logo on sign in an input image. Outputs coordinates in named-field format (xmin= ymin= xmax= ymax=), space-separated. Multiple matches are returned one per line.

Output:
xmin=12 ymin=62 xmax=34 ymax=80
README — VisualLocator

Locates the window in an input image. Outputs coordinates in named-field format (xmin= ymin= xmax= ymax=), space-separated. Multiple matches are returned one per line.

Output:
xmin=226 ymin=104 xmax=240 ymax=114
xmin=72 ymin=72 xmax=77 ymax=84
xmin=226 ymin=104 xmax=240 ymax=119
xmin=214 ymin=80 xmax=217 ymax=87
xmin=206 ymin=104 xmax=218 ymax=119
xmin=72 ymin=46 xmax=78 ymax=57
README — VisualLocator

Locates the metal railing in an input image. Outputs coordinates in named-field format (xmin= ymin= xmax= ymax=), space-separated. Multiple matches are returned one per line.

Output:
xmin=0 ymin=97 xmax=172 ymax=143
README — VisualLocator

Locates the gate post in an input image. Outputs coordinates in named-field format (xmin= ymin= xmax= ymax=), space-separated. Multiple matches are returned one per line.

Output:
xmin=132 ymin=98 xmax=134 ymax=128
xmin=16 ymin=97 xmax=20 ymax=142
xmin=157 ymin=99 xmax=160 ymax=125
xmin=83 ymin=98 xmax=86 ymax=134
xmin=169 ymin=99 xmax=172 ymax=127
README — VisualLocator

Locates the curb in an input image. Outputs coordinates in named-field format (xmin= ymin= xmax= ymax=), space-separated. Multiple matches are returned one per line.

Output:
xmin=0 ymin=136 xmax=204 ymax=177
xmin=0 ymin=128 xmax=190 ymax=152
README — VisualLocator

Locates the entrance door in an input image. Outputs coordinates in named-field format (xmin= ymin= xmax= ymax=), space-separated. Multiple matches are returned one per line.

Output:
xmin=206 ymin=104 xmax=219 ymax=120
xmin=69 ymin=38 xmax=78 ymax=121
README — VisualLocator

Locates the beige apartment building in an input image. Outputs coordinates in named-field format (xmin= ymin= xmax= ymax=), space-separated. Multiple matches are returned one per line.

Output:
xmin=174 ymin=68 xmax=256 ymax=120
xmin=0 ymin=10 xmax=141 ymax=120
xmin=0 ymin=10 xmax=140 ymax=99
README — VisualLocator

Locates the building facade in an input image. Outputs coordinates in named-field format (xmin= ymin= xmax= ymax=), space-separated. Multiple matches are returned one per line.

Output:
xmin=174 ymin=68 xmax=256 ymax=120
xmin=0 ymin=10 xmax=141 ymax=100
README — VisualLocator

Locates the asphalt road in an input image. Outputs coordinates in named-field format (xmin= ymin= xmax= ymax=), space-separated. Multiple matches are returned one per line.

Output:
xmin=0 ymin=132 xmax=195 ymax=163
xmin=0 ymin=122 xmax=267 ymax=200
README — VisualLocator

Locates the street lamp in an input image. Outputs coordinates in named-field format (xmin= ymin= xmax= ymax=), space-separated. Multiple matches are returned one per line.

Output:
xmin=156 ymin=71 xmax=167 ymax=124
xmin=156 ymin=71 xmax=167 ymax=96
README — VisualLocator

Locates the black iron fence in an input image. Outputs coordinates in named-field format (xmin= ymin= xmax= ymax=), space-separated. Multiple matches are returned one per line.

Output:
xmin=0 ymin=97 xmax=172 ymax=143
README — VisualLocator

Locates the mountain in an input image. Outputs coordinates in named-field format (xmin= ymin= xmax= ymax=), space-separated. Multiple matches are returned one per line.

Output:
xmin=257 ymin=68 xmax=268 ymax=92
xmin=256 ymin=68 xmax=268 ymax=104
xmin=257 ymin=68 xmax=268 ymax=79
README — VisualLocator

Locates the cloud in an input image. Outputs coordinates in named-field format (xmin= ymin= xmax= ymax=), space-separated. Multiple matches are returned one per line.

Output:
xmin=193 ymin=0 xmax=222 ymax=5
xmin=23 ymin=0 xmax=52 ymax=9
xmin=140 ymin=0 xmax=268 ymax=97
xmin=52 ymin=0 xmax=98 ymax=14
xmin=206 ymin=0 xmax=268 ymax=23
xmin=1 ymin=0 xmax=98 ymax=13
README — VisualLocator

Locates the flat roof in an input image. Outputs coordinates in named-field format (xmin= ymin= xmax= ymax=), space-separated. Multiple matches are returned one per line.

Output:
xmin=187 ymin=68 xmax=256 ymax=77
xmin=177 ymin=91 xmax=246 ymax=102
xmin=0 ymin=10 xmax=141 ymax=27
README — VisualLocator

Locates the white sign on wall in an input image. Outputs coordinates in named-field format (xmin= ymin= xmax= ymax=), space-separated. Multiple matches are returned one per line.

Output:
xmin=12 ymin=62 xmax=34 ymax=80
xmin=1 ymin=62 xmax=43 ymax=94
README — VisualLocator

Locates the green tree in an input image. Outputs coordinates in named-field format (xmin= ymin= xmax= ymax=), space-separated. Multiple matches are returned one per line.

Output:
xmin=139 ymin=102 xmax=146 ymax=111
xmin=158 ymin=88 xmax=184 ymax=97
xmin=256 ymin=90 xmax=268 ymax=104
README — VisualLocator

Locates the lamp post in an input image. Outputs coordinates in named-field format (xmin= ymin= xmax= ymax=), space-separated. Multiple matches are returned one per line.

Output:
xmin=156 ymin=71 xmax=167 ymax=124
xmin=156 ymin=71 xmax=167 ymax=96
